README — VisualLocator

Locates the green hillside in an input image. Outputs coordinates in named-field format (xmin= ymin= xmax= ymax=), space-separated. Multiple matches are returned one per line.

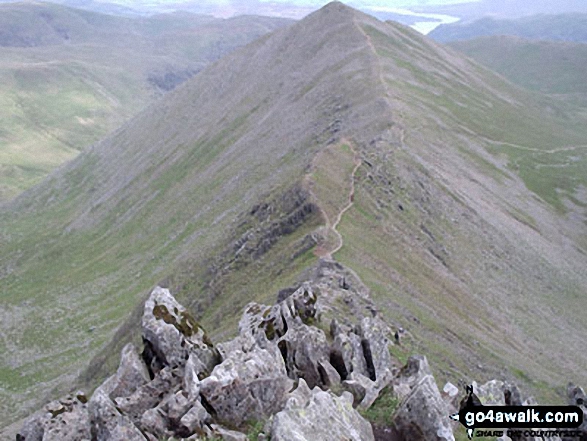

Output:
xmin=2 ymin=2 xmax=587 ymax=433
xmin=0 ymin=2 xmax=291 ymax=202
xmin=449 ymin=36 xmax=587 ymax=95
xmin=430 ymin=13 xmax=587 ymax=43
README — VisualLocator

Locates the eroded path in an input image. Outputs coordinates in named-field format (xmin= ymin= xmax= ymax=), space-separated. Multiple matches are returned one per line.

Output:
xmin=330 ymin=144 xmax=361 ymax=257
xmin=305 ymin=139 xmax=361 ymax=259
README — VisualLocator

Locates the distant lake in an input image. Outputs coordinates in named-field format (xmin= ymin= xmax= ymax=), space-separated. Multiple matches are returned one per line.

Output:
xmin=366 ymin=6 xmax=460 ymax=34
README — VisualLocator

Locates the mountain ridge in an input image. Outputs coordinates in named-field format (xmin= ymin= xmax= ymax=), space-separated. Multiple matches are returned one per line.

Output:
xmin=0 ymin=1 xmax=293 ymax=202
xmin=2 ymin=1 xmax=587 ymax=433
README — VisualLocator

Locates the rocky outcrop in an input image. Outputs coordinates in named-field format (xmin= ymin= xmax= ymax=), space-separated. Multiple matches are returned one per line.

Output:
xmin=17 ymin=393 xmax=91 ymax=441
xmin=142 ymin=286 xmax=219 ymax=375
xmin=391 ymin=356 xmax=455 ymax=441
xmin=565 ymin=384 xmax=587 ymax=441
xmin=270 ymin=379 xmax=374 ymax=441
xmin=18 ymin=279 xmax=455 ymax=441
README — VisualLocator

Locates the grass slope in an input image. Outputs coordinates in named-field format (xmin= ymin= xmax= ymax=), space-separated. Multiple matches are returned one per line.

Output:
xmin=449 ymin=36 xmax=587 ymax=95
xmin=0 ymin=2 xmax=292 ymax=202
xmin=1 ymin=1 xmax=587 ymax=433
xmin=429 ymin=13 xmax=587 ymax=43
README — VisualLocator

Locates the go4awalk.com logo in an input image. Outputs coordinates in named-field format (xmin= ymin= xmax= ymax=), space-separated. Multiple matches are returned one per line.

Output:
xmin=450 ymin=386 xmax=584 ymax=439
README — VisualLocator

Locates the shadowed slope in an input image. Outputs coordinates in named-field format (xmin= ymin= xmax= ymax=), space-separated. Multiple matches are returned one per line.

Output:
xmin=2 ymin=1 xmax=587 ymax=431
xmin=0 ymin=2 xmax=292 ymax=201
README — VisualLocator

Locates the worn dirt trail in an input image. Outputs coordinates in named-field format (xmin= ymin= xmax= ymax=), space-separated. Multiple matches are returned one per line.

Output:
xmin=327 ymin=142 xmax=361 ymax=259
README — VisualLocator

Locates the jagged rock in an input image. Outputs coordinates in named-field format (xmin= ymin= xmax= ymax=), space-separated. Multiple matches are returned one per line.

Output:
xmin=17 ymin=411 xmax=50 ymax=441
xmin=140 ymin=407 xmax=171 ymax=439
xmin=332 ymin=330 xmax=368 ymax=379
xmin=183 ymin=353 xmax=203 ymax=401
xmin=392 ymin=355 xmax=433 ymax=400
xmin=114 ymin=366 xmax=180 ymax=423
xmin=442 ymin=382 xmax=460 ymax=414
xmin=101 ymin=343 xmax=150 ymax=400
xmin=239 ymin=284 xmax=319 ymax=346
xmin=357 ymin=316 xmax=393 ymax=383
xmin=317 ymin=359 xmax=341 ymax=387
xmin=200 ymin=343 xmax=294 ymax=426
xmin=142 ymin=286 xmax=219 ymax=372
xmin=277 ymin=322 xmax=330 ymax=388
xmin=17 ymin=394 xmax=91 ymax=441
xmin=565 ymin=384 xmax=587 ymax=441
xmin=391 ymin=356 xmax=454 ymax=441
xmin=343 ymin=371 xmax=380 ymax=409
xmin=208 ymin=424 xmax=248 ymax=441
xmin=89 ymin=387 xmax=147 ymax=441
xmin=18 ymin=281 xmax=453 ymax=441
xmin=270 ymin=379 xmax=374 ymax=441
xmin=179 ymin=401 xmax=211 ymax=435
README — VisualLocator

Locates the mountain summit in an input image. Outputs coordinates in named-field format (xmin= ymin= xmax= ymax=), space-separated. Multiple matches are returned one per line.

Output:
xmin=2 ymin=1 xmax=587 ymax=431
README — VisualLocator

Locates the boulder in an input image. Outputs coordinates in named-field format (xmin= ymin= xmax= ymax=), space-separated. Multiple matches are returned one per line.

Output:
xmin=113 ymin=366 xmax=180 ymax=423
xmin=207 ymin=424 xmax=248 ymax=441
xmin=565 ymin=384 xmax=587 ymax=441
xmin=357 ymin=316 xmax=393 ymax=384
xmin=140 ymin=406 xmax=171 ymax=439
xmin=239 ymin=284 xmax=319 ymax=347
xmin=88 ymin=387 xmax=147 ymax=441
xmin=270 ymin=379 xmax=374 ymax=441
xmin=277 ymin=322 xmax=330 ymax=388
xmin=101 ymin=343 xmax=150 ymax=400
xmin=16 ymin=394 xmax=91 ymax=441
xmin=142 ymin=286 xmax=218 ymax=372
xmin=178 ymin=401 xmax=211 ymax=435
xmin=200 ymin=343 xmax=294 ymax=426
xmin=391 ymin=356 xmax=454 ymax=441
xmin=441 ymin=382 xmax=459 ymax=414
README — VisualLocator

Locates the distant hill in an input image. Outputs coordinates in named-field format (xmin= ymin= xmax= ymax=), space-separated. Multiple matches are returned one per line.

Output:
xmin=0 ymin=2 xmax=292 ymax=202
xmin=429 ymin=13 xmax=587 ymax=43
xmin=2 ymin=2 xmax=587 ymax=434
xmin=449 ymin=36 xmax=587 ymax=97
xmin=415 ymin=0 xmax=587 ymax=22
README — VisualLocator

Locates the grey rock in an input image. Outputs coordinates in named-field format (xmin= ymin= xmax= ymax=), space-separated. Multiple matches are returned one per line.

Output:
xmin=101 ymin=343 xmax=150 ymax=400
xmin=270 ymin=379 xmax=374 ymax=441
xmin=140 ymin=407 xmax=171 ymax=439
xmin=565 ymin=384 xmax=587 ymax=441
xmin=239 ymin=284 xmax=319 ymax=346
xmin=391 ymin=356 xmax=454 ymax=441
xmin=167 ymin=390 xmax=191 ymax=422
xmin=16 ymin=411 xmax=49 ymax=441
xmin=357 ymin=316 xmax=393 ymax=383
xmin=343 ymin=371 xmax=380 ymax=409
xmin=114 ymin=366 xmax=180 ymax=423
xmin=89 ymin=387 xmax=147 ymax=441
xmin=278 ymin=322 xmax=330 ymax=388
xmin=200 ymin=343 xmax=294 ymax=426
xmin=392 ymin=355 xmax=433 ymax=400
xmin=179 ymin=401 xmax=211 ymax=435
xmin=183 ymin=353 xmax=203 ymax=401
xmin=317 ymin=360 xmax=341 ymax=387
xmin=442 ymin=382 xmax=460 ymax=414
xmin=208 ymin=424 xmax=248 ymax=441
xmin=17 ymin=394 xmax=91 ymax=441
xmin=142 ymin=286 xmax=218 ymax=372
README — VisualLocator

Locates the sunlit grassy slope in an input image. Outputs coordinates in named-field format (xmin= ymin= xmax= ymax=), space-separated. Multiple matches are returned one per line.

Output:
xmin=0 ymin=2 xmax=291 ymax=202
xmin=2 ymin=1 xmax=587 ymax=432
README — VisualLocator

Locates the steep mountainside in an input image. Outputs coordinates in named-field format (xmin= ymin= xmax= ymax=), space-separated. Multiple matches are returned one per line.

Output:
xmin=448 ymin=36 xmax=587 ymax=95
xmin=429 ymin=13 xmax=587 ymax=43
xmin=2 ymin=1 xmax=587 ymax=432
xmin=0 ymin=2 xmax=292 ymax=201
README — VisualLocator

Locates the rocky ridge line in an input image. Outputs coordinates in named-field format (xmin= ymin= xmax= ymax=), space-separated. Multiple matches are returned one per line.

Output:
xmin=17 ymin=261 xmax=585 ymax=441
